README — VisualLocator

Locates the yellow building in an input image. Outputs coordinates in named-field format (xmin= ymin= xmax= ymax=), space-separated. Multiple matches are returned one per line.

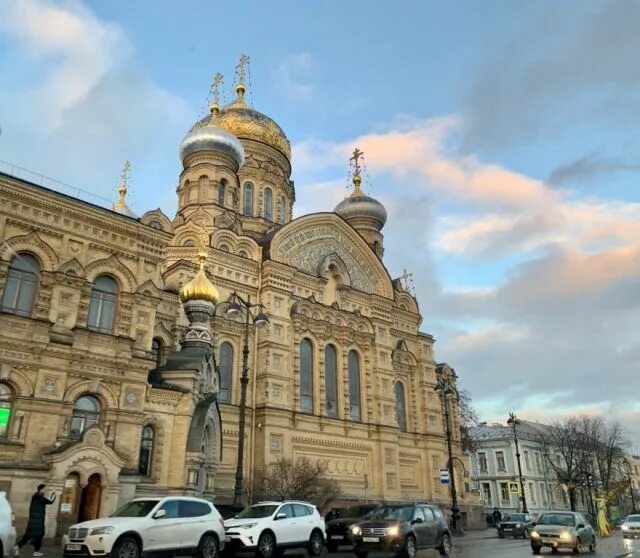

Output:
xmin=0 ymin=64 xmax=481 ymax=538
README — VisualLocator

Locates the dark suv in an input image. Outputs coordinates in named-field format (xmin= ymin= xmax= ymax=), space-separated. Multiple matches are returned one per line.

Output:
xmin=351 ymin=503 xmax=452 ymax=558
xmin=326 ymin=504 xmax=380 ymax=551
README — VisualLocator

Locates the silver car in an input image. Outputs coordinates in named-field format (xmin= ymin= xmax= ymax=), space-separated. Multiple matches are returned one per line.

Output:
xmin=529 ymin=511 xmax=596 ymax=554
xmin=622 ymin=514 xmax=640 ymax=539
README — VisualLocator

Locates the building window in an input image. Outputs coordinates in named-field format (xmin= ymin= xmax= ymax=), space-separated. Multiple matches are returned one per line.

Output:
xmin=540 ymin=482 xmax=548 ymax=506
xmin=183 ymin=239 xmax=196 ymax=247
xmin=524 ymin=450 xmax=531 ymax=472
xmin=70 ymin=395 xmax=100 ymax=438
xmin=529 ymin=482 xmax=537 ymax=505
xmin=324 ymin=345 xmax=338 ymax=418
xmin=500 ymin=482 xmax=510 ymax=503
xmin=395 ymin=381 xmax=407 ymax=432
xmin=243 ymin=182 xmax=254 ymax=215
xmin=348 ymin=350 xmax=361 ymax=421
xmin=1 ymin=253 xmax=40 ymax=317
xmin=218 ymin=179 xmax=227 ymax=206
xmin=151 ymin=338 xmax=165 ymax=368
xmin=263 ymin=187 xmax=273 ymax=221
xmin=148 ymin=220 xmax=163 ymax=230
xmin=138 ymin=425 xmax=154 ymax=476
xmin=496 ymin=451 xmax=506 ymax=472
xmin=0 ymin=384 xmax=13 ymax=437
xmin=481 ymin=483 xmax=492 ymax=506
xmin=478 ymin=452 xmax=488 ymax=473
xmin=87 ymin=275 xmax=118 ymax=334
xmin=279 ymin=196 xmax=286 ymax=224
xmin=535 ymin=452 xmax=542 ymax=474
xmin=219 ymin=342 xmax=233 ymax=403
xmin=299 ymin=339 xmax=313 ymax=413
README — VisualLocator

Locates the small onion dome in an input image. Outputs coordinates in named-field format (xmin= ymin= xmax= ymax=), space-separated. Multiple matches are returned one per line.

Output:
xmin=180 ymin=252 xmax=219 ymax=304
xmin=113 ymin=184 xmax=137 ymax=218
xmin=334 ymin=174 xmax=387 ymax=229
xmin=179 ymin=104 xmax=245 ymax=168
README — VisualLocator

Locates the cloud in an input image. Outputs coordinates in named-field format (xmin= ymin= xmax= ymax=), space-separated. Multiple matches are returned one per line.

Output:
xmin=547 ymin=150 xmax=640 ymax=186
xmin=273 ymin=52 xmax=316 ymax=100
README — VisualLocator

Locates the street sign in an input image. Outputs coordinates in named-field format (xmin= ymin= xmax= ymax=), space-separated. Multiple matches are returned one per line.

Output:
xmin=509 ymin=482 xmax=520 ymax=494
xmin=440 ymin=468 xmax=450 ymax=485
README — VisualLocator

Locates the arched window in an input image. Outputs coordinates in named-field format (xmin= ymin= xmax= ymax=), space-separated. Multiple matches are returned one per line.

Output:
xmin=395 ymin=381 xmax=407 ymax=432
xmin=263 ymin=187 xmax=273 ymax=221
xmin=148 ymin=220 xmax=163 ymax=231
xmin=218 ymin=179 xmax=227 ymax=206
xmin=324 ymin=345 xmax=338 ymax=418
xmin=348 ymin=350 xmax=361 ymax=421
xmin=138 ymin=425 xmax=154 ymax=476
xmin=70 ymin=395 xmax=100 ymax=438
xmin=243 ymin=182 xmax=254 ymax=216
xmin=279 ymin=196 xmax=287 ymax=225
xmin=300 ymin=339 xmax=314 ymax=413
xmin=239 ymin=250 xmax=248 ymax=258
xmin=151 ymin=338 xmax=165 ymax=368
xmin=219 ymin=342 xmax=233 ymax=403
xmin=183 ymin=239 xmax=195 ymax=247
xmin=87 ymin=275 xmax=118 ymax=334
xmin=0 ymin=384 xmax=13 ymax=437
xmin=1 ymin=253 xmax=40 ymax=317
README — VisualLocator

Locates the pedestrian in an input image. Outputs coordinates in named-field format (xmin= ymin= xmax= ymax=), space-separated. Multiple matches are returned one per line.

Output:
xmin=15 ymin=484 xmax=56 ymax=557
xmin=492 ymin=507 xmax=502 ymax=525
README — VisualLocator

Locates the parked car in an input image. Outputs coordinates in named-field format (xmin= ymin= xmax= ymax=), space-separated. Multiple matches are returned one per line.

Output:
xmin=0 ymin=493 xmax=17 ymax=558
xmin=63 ymin=496 xmax=225 ymax=558
xmin=223 ymin=501 xmax=325 ymax=558
xmin=497 ymin=512 xmax=536 ymax=539
xmin=326 ymin=504 xmax=379 ymax=551
xmin=350 ymin=502 xmax=452 ymax=558
xmin=529 ymin=511 xmax=596 ymax=554
xmin=622 ymin=514 xmax=640 ymax=539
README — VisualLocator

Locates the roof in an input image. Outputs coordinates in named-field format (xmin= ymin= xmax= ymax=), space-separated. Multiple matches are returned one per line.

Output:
xmin=470 ymin=420 xmax=552 ymax=443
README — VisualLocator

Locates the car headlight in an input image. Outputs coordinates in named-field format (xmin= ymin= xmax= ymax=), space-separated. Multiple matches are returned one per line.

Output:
xmin=386 ymin=525 xmax=399 ymax=537
xmin=90 ymin=527 xmax=115 ymax=535
xmin=530 ymin=531 xmax=540 ymax=539
xmin=351 ymin=526 xmax=362 ymax=536
xmin=622 ymin=525 xmax=629 ymax=531
xmin=238 ymin=523 xmax=258 ymax=530
xmin=516 ymin=523 xmax=522 ymax=528
xmin=560 ymin=531 xmax=573 ymax=541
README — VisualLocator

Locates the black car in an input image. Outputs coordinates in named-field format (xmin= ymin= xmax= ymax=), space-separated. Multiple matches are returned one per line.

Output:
xmin=351 ymin=503 xmax=452 ymax=558
xmin=326 ymin=504 xmax=380 ymax=551
xmin=497 ymin=512 xmax=536 ymax=538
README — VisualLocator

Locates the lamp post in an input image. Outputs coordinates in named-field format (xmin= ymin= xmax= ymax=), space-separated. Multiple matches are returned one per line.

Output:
xmin=435 ymin=376 xmax=464 ymax=536
xmin=507 ymin=412 xmax=528 ymax=514
xmin=221 ymin=292 xmax=269 ymax=509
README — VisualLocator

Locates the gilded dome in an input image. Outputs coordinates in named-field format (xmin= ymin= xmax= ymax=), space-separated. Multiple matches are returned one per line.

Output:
xmin=334 ymin=176 xmax=387 ymax=229
xmin=179 ymin=109 xmax=245 ymax=168
xmin=180 ymin=253 xmax=219 ymax=304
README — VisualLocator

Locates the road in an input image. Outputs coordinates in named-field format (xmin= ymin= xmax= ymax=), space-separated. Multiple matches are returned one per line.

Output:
xmin=35 ymin=531 xmax=640 ymax=558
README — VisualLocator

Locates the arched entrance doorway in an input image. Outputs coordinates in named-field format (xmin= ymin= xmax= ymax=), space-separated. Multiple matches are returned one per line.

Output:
xmin=78 ymin=473 xmax=102 ymax=522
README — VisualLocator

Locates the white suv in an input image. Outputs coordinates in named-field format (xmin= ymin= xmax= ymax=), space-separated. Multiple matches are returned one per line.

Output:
xmin=63 ymin=497 xmax=225 ymax=558
xmin=0 ymin=492 xmax=17 ymax=558
xmin=224 ymin=501 xmax=325 ymax=558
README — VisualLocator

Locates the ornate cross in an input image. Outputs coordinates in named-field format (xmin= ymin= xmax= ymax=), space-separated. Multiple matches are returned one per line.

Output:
xmin=236 ymin=54 xmax=250 ymax=84
xmin=120 ymin=160 xmax=131 ymax=189
xmin=210 ymin=72 xmax=223 ymax=106
xmin=350 ymin=147 xmax=364 ymax=177
xmin=399 ymin=269 xmax=414 ymax=292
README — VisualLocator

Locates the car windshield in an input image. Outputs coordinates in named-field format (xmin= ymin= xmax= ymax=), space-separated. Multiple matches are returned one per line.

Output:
xmin=111 ymin=500 xmax=159 ymax=518
xmin=538 ymin=513 xmax=576 ymax=526
xmin=627 ymin=515 xmax=640 ymax=522
xmin=367 ymin=506 xmax=413 ymax=521
xmin=235 ymin=505 xmax=278 ymax=519
xmin=343 ymin=506 xmax=376 ymax=518
xmin=504 ymin=514 xmax=527 ymax=522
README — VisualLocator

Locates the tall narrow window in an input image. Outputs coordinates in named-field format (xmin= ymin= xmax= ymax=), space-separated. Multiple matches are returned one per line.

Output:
xmin=324 ymin=345 xmax=338 ymax=418
xmin=279 ymin=196 xmax=286 ymax=225
xmin=1 ymin=253 xmax=40 ymax=317
xmin=87 ymin=275 xmax=118 ymax=334
xmin=0 ymin=384 xmax=13 ymax=437
xmin=395 ymin=381 xmax=407 ymax=431
xmin=348 ymin=350 xmax=361 ymax=421
xmin=218 ymin=179 xmax=227 ymax=206
xmin=70 ymin=395 xmax=100 ymax=438
xmin=219 ymin=342 xmax=233 ymax=403
xmin=151 ymin=338 xmax=165 ymax=369
xmin=300 ymin=339 xmax=313 ymax=413
xmin=138 ymin=425 xmax=154 ymax=476
xmin=263 ymin=187 xmax=273 ymax=221
xmin=243 ymin=182 xmax=254 ymax=216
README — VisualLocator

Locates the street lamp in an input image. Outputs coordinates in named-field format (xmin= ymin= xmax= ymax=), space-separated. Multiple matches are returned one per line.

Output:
xmin=217 ymin=292 xmax=269 ymax=509
xmin=435 ymin=376 xmax=464 ymax=536
xmin=507 ymin=412 xmax=529 ymax=514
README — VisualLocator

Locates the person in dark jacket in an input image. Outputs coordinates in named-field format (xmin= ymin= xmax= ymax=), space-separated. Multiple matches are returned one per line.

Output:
xmin=16 ymin=484 xmax=56 ymax=557
xmin=492 ymin=507 xmax=502 ymax=525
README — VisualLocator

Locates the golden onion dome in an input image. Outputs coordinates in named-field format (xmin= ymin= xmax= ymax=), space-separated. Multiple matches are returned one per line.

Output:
xmin=180 ymin=252 xmax=219 ymax=304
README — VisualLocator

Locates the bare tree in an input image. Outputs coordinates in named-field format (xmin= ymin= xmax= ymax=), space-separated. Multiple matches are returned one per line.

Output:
xmin=579 ymin=417 xmax=627 ymax=493
xmin=255 ymin=457 xmax=342 ymax=513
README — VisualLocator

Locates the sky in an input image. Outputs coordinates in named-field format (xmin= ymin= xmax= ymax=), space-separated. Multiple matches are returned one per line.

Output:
xmin=1 ymin=0 xmax=640 ymax=447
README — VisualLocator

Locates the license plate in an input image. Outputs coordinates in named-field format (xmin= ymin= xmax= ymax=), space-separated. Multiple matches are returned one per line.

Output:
xmin=66 ymin=544 xmax=82 ymax=551
xmin=542 ymin=539 xmax=555 ymax=544
xmin=363 ymin=537 xmax=379 ymax=543
xmin=503 ymin=528 xmax=512 ymax=531
xmin=331 ymin=536 xmax=343 ymax=540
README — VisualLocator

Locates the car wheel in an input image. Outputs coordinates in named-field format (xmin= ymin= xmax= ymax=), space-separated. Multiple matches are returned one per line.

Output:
xmin=531 ymin=544 xmax=541 ymax=555
xmin=257 ymin=532 xmax=276 ymax=558
xmin=438 ymin=534 xmax=452 ymax=557
xmin=354 ymin=550 xmax=368 ymax=558
xmin=523 ymin=528 xmax=530 ymax=539
xmin=551 ymin=548 xmax=559 ymax=554
xmin=498 ymin=530 xmax=505 ymax=539
xmin=199 ymin=534 xmax=219 ymax=558
xmin=112 ymin=537 xmax=140 ymax=558
xmin=588 ymin=539 xmax=596 ymax=554
xmin=308 ymin=530 xmax=324 ymax=557
xmin=326 ymin=542 xmax=339 ymax=553
xmin=404 ymin=536 xmax=417 ymax=558
xmin=573 ymin=538 xmax=583 ymax=554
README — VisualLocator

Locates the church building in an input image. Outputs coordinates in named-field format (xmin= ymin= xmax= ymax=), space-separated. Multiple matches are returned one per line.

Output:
xmin=0 ymin=60 xmax=481 ymax=538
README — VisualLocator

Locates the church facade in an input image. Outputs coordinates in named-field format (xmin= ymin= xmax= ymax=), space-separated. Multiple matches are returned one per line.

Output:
xmin=0 ymin=66 xmax=481 ymax=538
